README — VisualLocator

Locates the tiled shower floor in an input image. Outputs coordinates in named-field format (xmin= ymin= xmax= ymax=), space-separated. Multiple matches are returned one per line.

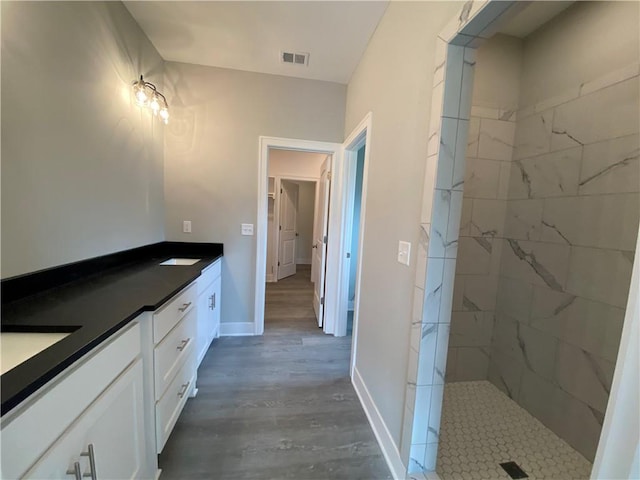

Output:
xmin=436 ymin=381 xmax=592 ymax=480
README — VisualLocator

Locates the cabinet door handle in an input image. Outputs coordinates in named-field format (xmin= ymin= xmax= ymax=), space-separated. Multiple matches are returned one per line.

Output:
xmin=178 ymin=302 xmax=192 ymax=313
xmin=178 ymin=381 xmax=190 ymax=398
xmin=209 ymin=293 xmax=216 ymax=310
xmin=66 ymin=461 xmax=82 ymax=480
xmin=177 ymin=338 xmax=190 ymax=351
xmin=80 ymin=444 xmax=97 ymax=479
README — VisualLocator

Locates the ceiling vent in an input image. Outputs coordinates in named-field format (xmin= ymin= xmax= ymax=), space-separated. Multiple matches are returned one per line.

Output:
xmin=281 ymin=51 xmax=309 ymax=66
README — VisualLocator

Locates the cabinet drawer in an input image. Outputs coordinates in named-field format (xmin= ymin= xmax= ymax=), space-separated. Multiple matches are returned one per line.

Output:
xmin=155 ymin=355 xmax=195 ymax=453
xmin=197 ymin=259 xmax=221 ymax=295
xmin=153 ymin=283 xmax=197 ymax=344
xmin=153 ymin=309 xmax=197 ymax=400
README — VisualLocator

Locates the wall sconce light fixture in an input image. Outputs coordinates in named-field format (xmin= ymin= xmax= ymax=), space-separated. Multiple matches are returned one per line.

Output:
xmin=133 ymin=75 xmax=169 ymax=124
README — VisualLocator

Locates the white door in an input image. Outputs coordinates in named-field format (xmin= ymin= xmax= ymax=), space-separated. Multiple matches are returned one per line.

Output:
xmin=313 ymin=157 xmax=331 ymax=327
xmin=278 ymin=180 xmax=299 ymax=280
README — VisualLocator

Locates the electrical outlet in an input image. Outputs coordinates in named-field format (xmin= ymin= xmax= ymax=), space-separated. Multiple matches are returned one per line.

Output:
xmin=398 ymin=240 xmax=411 ymax=266
xmin=241 ymin=223 xmax=254 ymax=236
xmin=183 ymin=220 xmax=192 ymax=233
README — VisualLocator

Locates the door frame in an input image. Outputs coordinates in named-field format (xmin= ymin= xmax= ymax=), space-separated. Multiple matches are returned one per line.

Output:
xmin=332 ymin=114 xmax=372 ymax=375
xmin=272 ymin=175 xmax=319 ymax=283
xmin=256 ymin=137 xmax=341 ymax=335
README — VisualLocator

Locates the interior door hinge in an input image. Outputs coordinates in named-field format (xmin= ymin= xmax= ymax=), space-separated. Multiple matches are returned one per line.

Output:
xmin=327 ymin=172 xmax=332 ymax=180
xmin=346 ymin=252 xmax=351 ymax=258
xmin=279 ymin=225 xmax=282 ymax=231
xmin=278 ymin=261 xmax=280 ymax=266
xmin=280 ymin=188 xmax=283 ymax=194
xmin=320 ymin=296 xmax=324 ymax=305
xmin=323 ymin=235 xmax=328 ymax=244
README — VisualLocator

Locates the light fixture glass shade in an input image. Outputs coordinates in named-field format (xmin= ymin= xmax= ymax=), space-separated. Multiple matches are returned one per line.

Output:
xmin=133 ymin=75 xmax=169 ymax=124
xmin=159 ymin=107 xmax=169 ymax=124
xmin=150 ymin=94 xmax=160 ymax=115
xmin=135 ymin=88 xmax=148 ymax=106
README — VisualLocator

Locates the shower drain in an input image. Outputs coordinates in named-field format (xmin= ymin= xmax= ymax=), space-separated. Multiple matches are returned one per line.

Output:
xmin=499 ymin=461 xmax=529 ymax=479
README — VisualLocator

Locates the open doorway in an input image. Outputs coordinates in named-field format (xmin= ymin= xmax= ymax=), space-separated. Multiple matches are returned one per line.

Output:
xmin=265 ymin=149 xmax=323 ymax=284
xmin=256 ymin=116 xmax=372 ymax=352
xmin=346 ymin=145 xmax=365 ymax=336
xmin=261 ymin=147 xmax=334 ymax=335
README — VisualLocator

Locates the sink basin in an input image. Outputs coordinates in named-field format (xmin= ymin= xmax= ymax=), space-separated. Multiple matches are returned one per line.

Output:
xmin=1 ymin=332 xmax=71 ymax=375
xmin=159 ymin=258 xmax=201 ymax=266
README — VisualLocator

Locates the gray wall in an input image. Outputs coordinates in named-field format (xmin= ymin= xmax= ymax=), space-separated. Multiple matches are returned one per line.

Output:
xmin=1 ymin=1 xmax=165 ymax=278
xmin=344 ymin=0 xmax=463 ymax=448
xmin=163 ymin=62 xmax=346 ymax=326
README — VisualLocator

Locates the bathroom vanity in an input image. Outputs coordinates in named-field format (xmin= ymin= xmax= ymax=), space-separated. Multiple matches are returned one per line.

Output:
xmin=0 ymin=242 xmax=223 ymax=479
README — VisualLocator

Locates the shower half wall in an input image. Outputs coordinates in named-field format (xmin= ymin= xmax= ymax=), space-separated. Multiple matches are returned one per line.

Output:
xmin=446 ymin=1 xmax=640 ymax=463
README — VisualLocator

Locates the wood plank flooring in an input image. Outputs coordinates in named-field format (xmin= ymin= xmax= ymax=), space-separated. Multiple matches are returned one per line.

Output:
xmin=159 ymin=265 xmax=391 ymax=479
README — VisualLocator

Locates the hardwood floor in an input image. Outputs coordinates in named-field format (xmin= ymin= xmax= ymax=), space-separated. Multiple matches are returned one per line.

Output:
xmin=159 ymin=265 xmax=391 ymax=479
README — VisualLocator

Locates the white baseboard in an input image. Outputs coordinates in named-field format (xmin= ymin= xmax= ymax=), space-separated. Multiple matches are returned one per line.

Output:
xmin=352 ymin=367 xmax=406 ymax=480
xmin=296 ymin=258 xmax=312 ymax=265
xmin=220 ymin=322 xmax=255 ymax=336
xmin=266 ymin=274 xmax=275 ymax=283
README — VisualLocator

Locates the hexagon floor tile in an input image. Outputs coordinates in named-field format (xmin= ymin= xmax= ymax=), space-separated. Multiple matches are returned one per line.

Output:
xmin=435 ymin=381 xmax=592 ymax=480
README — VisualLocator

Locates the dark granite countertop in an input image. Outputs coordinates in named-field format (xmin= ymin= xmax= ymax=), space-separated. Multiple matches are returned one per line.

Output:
xmin=1 ymin=242 xmax=223 ymax=415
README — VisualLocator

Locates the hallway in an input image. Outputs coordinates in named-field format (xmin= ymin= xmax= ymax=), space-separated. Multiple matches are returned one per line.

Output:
xmin=159 ymin=266 xmax=391 ymax=479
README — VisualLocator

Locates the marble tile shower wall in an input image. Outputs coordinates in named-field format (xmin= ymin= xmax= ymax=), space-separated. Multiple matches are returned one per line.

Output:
xmin=446 ymin=106 xmax=516 ymax=382
xmin=402 ymin=39 xmax=478 ymax=474
xmin=488 ymin=65 xmax=640 ymax=462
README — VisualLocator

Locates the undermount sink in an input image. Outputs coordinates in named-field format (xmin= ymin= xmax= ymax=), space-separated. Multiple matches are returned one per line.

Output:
xmin=159 ymin=258 xmax=201 ymax=266
xmin=1 ymin=332 xmax=71 ymax=375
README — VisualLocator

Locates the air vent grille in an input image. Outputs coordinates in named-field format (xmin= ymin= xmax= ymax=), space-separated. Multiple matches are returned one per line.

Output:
xmin=281 ymin=51 xmax=309 ymax=66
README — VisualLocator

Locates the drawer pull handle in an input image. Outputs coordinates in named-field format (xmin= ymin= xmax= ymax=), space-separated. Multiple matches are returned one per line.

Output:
xmin=67 ymin=462 xmax=82 ymax=480
xmin=81 ymin=444 xmax=97 ymax=479
xmin=178 ymin=381 xmax=190 ymax=398
xmin=178 ymin=302 xmax=192 ymax=312
xmin=209 ymin=294 xmax=214 ymax=310
xmin=213 ymin=292 xmax=216 ymax=309
xmin=177 ymin=338 xmax=191 ymax=351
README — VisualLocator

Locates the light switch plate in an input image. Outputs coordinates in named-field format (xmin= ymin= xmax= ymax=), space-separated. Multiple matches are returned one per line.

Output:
xmin=241 ymin=223 xmax=254 ymax=236
xmin=398 ymin=240 xmax=411 ymax=266
xmin=183 ymin=220 xmax=192 ymax=233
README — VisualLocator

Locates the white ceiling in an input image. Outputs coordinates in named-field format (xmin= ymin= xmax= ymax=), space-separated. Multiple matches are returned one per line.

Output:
xmin=124 ymin=1 xmax=389 ymax=85
xmin=497 ymin=1 xmax=574 ymax=39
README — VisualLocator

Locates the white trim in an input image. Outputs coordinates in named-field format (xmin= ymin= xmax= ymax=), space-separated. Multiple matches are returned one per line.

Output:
xmin=266 ymin=274 xmax=275 ymax=283
xmin=256 ymin=136 xmax=341 ymax=336
xmin=219 ymin=322 xmax=255 ymax=336
xmin=592 ymin=225 xmax=640 ymax=480
xmin=352 ymin=367 xmax=406 ymax=480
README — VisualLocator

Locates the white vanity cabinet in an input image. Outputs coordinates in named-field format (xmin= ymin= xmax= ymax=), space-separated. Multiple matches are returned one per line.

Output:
xmin=196 ymin=259 xmax=221 ymax=367
xmin=0 ymin=257 xmax=223 ymax=478
xmin=0 ymin=322 xmax=153 ymax=480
